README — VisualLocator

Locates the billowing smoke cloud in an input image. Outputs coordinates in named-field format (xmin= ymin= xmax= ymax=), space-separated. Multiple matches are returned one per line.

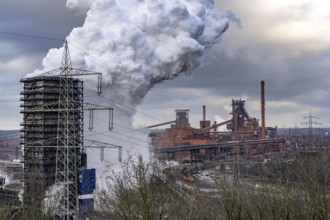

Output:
xmin=29 ymin=0 xmax=229 ymax=179
xmin=31 ymin=0 xmax=229 ymax=107
xmin=66 ymin=0 xmax=93 ymax=16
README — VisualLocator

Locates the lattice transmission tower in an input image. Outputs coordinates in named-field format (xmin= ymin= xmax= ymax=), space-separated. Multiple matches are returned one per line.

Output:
xmin=54 ymin=41 xmax=82 ymax=219
xmin=45 ymin=41 xmax=103 ymax=219
xmin=302 ymin=110 xmax=320 ymax=147
xmin=21 ymin=41 xmax=120 ymax=219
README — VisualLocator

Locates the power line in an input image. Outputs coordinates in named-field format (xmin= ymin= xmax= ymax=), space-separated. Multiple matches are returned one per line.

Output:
xmin=68 ymin=41 xmax=203 ymax=124
xmin=99 ymin=95 xmax=165 ymax=123
xmin=0 ymin=31 xmax=64 ymax=42
xmin=0 ymin=31 xmax=182 ymax=127
xmin=85 ymin=128 xmax=149 ymax=146
xmin=87 ymin=130 xmax=149 ymax=151
xmin=0 ymin=30 xmax=206 ymax=132
xmin=85 ymin=111 xmax=150 ymax=135
xmin=0 ymin=99 xmax=20 ymax=103
xmin=67 ymin=42 xmax=112 ymax=71
xmin=149 ymin=88 xmax=184 ymax=107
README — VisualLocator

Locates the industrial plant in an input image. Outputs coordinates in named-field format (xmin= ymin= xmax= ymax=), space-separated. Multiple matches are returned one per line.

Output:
xmin=2 ymin=0 xmax=330 ymax=218
xmin=149 ymin=81 xmax=285 ymax=163
xmin=0 ymin=44 xmax=329 ymax=219
xmin=0 ymin=43 xmax=329 ymax=219
xmin=0 ymin=55 xmax=324 ymax=219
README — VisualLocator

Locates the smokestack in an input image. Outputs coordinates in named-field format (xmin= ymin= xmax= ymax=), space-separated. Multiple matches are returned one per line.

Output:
xmin=203 ymin=105 xmax=206 ymax=121
xmin=261 ymin=80 xmax=266 ymax=139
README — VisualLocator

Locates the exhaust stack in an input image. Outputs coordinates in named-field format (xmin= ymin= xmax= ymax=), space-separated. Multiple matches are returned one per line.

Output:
xmin=203 ymin=105 xmax=206 ymax=121
xmin=261 ymin=80 xmax=266 ymax=139
xmin=200 ymin=105 xmax=211 ymax=129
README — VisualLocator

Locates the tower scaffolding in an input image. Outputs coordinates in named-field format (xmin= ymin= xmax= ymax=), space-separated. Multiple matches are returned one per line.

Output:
xmin=21 ymin=41 xmax=114 ymax=219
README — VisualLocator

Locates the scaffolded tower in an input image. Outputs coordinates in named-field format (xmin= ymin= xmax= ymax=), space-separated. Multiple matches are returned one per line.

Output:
xmin=21 ymin=76 xmax=81 ymax=205
xmin=21 ymin=41 xmax=103 ymax=219
xmin=21 ymin=76 xmax=83 ymax=215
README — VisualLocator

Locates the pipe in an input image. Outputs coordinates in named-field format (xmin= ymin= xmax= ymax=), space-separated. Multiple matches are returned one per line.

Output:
xmin=261 ymin=80 xmax=266 ymax=139
xmin=201 ymin=119 xmax=232 ymax=132
xmin=145 ymin=120 xmax=176 ymax=129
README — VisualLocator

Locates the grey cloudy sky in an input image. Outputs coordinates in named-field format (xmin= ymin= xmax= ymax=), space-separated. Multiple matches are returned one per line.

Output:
xmin=0 ymin=0 xmax=329 ymax=130
xmin=137 ymin=0 xmax=330 ymax=129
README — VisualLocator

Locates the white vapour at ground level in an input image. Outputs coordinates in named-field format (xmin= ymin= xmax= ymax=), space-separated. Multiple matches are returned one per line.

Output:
xmin=83 ymin=89 xmax=152 ymax=181
xmin=28 ymin=0 xmax=229 ymax=182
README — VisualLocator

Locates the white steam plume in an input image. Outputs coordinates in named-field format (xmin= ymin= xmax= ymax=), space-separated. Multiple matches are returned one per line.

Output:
xmin=28 ymin=0 xmax=229 ymax=179
xmin=31 ymin=0 xmax=229 ymax=107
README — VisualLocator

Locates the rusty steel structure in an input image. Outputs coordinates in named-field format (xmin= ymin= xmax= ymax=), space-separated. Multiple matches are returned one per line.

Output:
xmin=227 ymin=99 xmax=250 ymax=132
xmin=150 ymin=81 xmax=284 ymax=162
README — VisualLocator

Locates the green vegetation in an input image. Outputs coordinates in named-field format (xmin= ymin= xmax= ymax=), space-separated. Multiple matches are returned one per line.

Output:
xmin=94 ymin=152 xmax=330 ymax=220
xmin=1 ymin=151 xmax=330 ymax=219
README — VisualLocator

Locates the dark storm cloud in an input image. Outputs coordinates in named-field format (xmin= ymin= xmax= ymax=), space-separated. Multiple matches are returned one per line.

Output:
xmin=150 ymin=49 xmax=265 ymax=99
xmin=146 ymin=28 xmax=330 ymax=126
xmin=151 ymin=30 xmax=330 ymax=105
xmin=0 ymin=0 xmax=82 ymax=60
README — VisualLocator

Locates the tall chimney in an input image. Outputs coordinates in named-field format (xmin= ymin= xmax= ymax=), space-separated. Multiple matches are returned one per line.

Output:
xmin=203 ymin=105 xmax=206 ymax=121
xmin=261 ymin=80 xmax=266 ymax=139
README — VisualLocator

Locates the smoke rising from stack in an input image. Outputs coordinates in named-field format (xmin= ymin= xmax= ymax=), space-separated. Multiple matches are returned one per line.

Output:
xmin=28 ymin=0 xmax=229 ymax=176
xmin=30 ymin=0 xmax=229 ymax=107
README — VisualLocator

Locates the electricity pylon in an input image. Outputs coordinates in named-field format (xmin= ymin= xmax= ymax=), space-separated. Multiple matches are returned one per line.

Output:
xmin=302 ymin=110 xmax=320 ymax=148
xmin=41 ymin=41 xmax=105 ymax=219
xmin=22 ymin=40 xmax=119 ymax=219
